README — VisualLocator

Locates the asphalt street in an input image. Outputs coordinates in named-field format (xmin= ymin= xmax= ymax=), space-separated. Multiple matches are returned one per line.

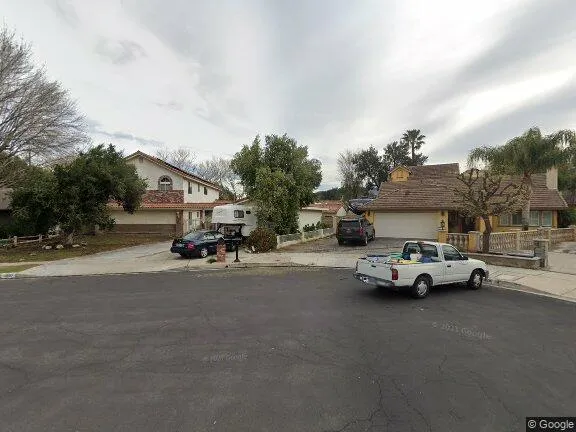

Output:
xmin=1 ymin=268 xmax=575 ymax=432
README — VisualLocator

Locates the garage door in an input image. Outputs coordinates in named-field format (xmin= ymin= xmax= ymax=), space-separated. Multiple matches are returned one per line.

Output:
xmin=373 ymin=212 xmax=438 ymax=239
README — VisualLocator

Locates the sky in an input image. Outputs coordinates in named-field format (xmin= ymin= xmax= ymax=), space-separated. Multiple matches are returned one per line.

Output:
xmin=2 ymin=0 xmax=576 ymax=189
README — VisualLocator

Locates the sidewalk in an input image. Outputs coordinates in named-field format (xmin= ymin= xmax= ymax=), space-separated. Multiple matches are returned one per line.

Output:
xmin=487 ymin=265 xmax=576 ymax=302
xmin=236 ymin=251 xmax=576 ymax=303
xmin=5 ymin=244 xmax=576 ymax=304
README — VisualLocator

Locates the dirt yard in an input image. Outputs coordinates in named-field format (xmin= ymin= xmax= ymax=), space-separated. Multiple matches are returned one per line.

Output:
xmin=0 ymin=233 xmax=170 ymax=263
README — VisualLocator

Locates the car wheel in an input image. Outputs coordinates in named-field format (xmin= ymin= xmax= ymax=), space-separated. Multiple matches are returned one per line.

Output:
xmin=468 ymin=270 xmax=484 ymax=290
xmin=411 ymin=275 xmax=431 ymax=299
xmin=363 ymin=234 xmax=368 ymax=246
xmin=200 ymin=247 xmax=209 ymax=258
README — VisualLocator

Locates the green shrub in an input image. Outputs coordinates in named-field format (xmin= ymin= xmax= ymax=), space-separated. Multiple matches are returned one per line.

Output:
xmin=558 ymin=208 xmax=576 ymax=228
xmin=0 ymin=220 xmax=36 ymax=238
xmin=302 ymin=222 xmax=330 ymax=232
xmin=246 ymin=227 xmax=277 ymax=252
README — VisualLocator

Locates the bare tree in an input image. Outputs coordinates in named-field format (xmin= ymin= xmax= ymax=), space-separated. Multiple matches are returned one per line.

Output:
xmin=155 ymin=147 xmax=196 ymax=173
xmin=0 ymin=27 xmax=88 ymax=186
xmin=195 ymin=156 xmax=242 ymax=200
xmin=337 ymin=150 xmax=363 ymax=200
xmin=454 ymin=169 xmax=529 ymax=253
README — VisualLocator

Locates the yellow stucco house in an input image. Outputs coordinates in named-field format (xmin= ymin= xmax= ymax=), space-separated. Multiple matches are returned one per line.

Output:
xmin=362 ymin=163 xmax=567 ymax=239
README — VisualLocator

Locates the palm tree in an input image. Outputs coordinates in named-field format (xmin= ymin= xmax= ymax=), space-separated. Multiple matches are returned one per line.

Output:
xmin=468 ymin=127 xmax=574 ymax=230
xmin=383 ymin=140 xmax=410 ymax=168
xmin=401 ymin=129 xmax=428 ymax=165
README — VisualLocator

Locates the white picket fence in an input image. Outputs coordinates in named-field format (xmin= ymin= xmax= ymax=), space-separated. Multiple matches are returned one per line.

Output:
xmin=277 ymin=228 xmax=335 ymax=249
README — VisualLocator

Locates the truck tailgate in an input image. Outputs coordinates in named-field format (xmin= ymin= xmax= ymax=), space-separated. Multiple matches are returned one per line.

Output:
xmin=355 ymin=259 xmax=395 ymax=287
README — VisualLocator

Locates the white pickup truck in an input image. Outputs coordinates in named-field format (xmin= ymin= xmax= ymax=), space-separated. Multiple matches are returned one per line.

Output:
xmin=354 ymin=241 xmax=489 ymax=299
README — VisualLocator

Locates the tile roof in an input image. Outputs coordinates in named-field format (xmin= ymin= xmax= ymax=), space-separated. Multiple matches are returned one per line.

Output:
xmin=305 ymin=201 xmax=345 ymax=213
xmin=108 ymin=190 xmax=232 ymax=210
xmin=109 ymin=200 xmax=233 ymax=211
xmin=141 ymin=190 xmax=184 ymax=204
xmin=396 ymin=163 xmax=460 ymax=178
xmin=530 ymin=174 xmax=567 ymax=209
xmin=125 ymin=150 xmax=222 ymax=191
xmin=364 ymin=164 xmax=567 ymax=211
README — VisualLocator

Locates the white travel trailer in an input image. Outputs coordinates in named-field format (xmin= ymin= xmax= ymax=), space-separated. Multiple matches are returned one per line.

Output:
xmin=212 ymin=204 xmax=258 ymax=238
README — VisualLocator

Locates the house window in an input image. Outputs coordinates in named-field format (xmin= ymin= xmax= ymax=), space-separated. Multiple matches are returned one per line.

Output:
xmin=530 ymin=211 xmax=540 ymax=226
xmin=158 ymin=176 xmax=173 ymax=191
xmin=542 ymin=211 xmax=553 ymax=227
xmin=499 ymin=214 xmax=511 ymax=226
xmin=234 ymin=210 xmax=245 ymax=218
xmin=511 ymin=212 xmax=523 ymax=226
xmin=246 ymin=210 xmax=251 ymax=215
xmin=188 ymin=181 xmax=193 ymax=194
xmin=204 ymin=186 xmax=208 ymax=195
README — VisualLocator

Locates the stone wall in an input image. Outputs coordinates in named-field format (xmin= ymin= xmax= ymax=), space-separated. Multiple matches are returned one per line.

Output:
xmin=466 ymin=252 xmax=541 ymax=269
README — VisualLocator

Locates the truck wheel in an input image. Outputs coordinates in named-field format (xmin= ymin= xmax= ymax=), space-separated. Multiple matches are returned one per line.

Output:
xmin=411 ymin=276 xmax=431 ymax=299
xmin=468 ymin=270 xmax=484 ymax=290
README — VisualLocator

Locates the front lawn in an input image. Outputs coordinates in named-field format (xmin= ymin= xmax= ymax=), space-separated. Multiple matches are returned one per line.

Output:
xmin=0 ymin=264 xmax=38 ymax=273
xmin=0 ymin=233 xmax=170 ymax=263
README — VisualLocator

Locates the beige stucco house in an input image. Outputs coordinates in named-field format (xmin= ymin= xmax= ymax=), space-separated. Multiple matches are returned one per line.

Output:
xmin=109 ymin=151 xmax=228 ymax=235
xmin=363 ymin=163 xmax=567 ymax=239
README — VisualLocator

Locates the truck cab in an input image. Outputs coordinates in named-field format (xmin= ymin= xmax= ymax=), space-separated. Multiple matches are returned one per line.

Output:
xmin=354 ymin=241 xmax=489 ymax=299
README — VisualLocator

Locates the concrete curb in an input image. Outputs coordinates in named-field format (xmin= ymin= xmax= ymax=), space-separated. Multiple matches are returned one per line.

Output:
xmin=4 ymin=263 xmax=575 ymax=305
xmin=486 ymin=278 xmax=576 ymax=304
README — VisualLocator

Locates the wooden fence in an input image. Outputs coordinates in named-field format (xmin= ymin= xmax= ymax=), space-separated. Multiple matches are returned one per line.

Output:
xmin=0 ymin=233 xmax=59 ymax=247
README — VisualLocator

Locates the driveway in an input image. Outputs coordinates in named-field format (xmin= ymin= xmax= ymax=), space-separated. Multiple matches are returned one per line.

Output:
xmin=1 ymin=268 xmax=575 ymax=431
xmin=278 ymin=236 xmax=407 ymax=254
xmin=549 ymin=241 xmax=576 ymax=275
xmin=19 ymin=242 xmax=249 ymax=277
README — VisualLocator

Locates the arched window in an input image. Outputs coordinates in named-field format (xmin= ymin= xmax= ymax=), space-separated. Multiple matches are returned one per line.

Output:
xmin=158 ymin=175 xmax=173 ymax=191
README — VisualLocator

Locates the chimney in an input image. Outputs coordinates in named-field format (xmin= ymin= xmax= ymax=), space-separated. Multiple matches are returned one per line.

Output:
xmin=546 ymin=167 xmax=558 ymax=190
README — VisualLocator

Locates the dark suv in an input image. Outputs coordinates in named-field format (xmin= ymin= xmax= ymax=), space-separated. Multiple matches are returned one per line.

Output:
xmin=337 ymin=217 xmax=375 ymax=246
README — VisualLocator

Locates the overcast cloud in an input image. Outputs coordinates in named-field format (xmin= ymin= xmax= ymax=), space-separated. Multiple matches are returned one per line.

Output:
xmin=2 ymin=0 xmax=575 ymax=189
